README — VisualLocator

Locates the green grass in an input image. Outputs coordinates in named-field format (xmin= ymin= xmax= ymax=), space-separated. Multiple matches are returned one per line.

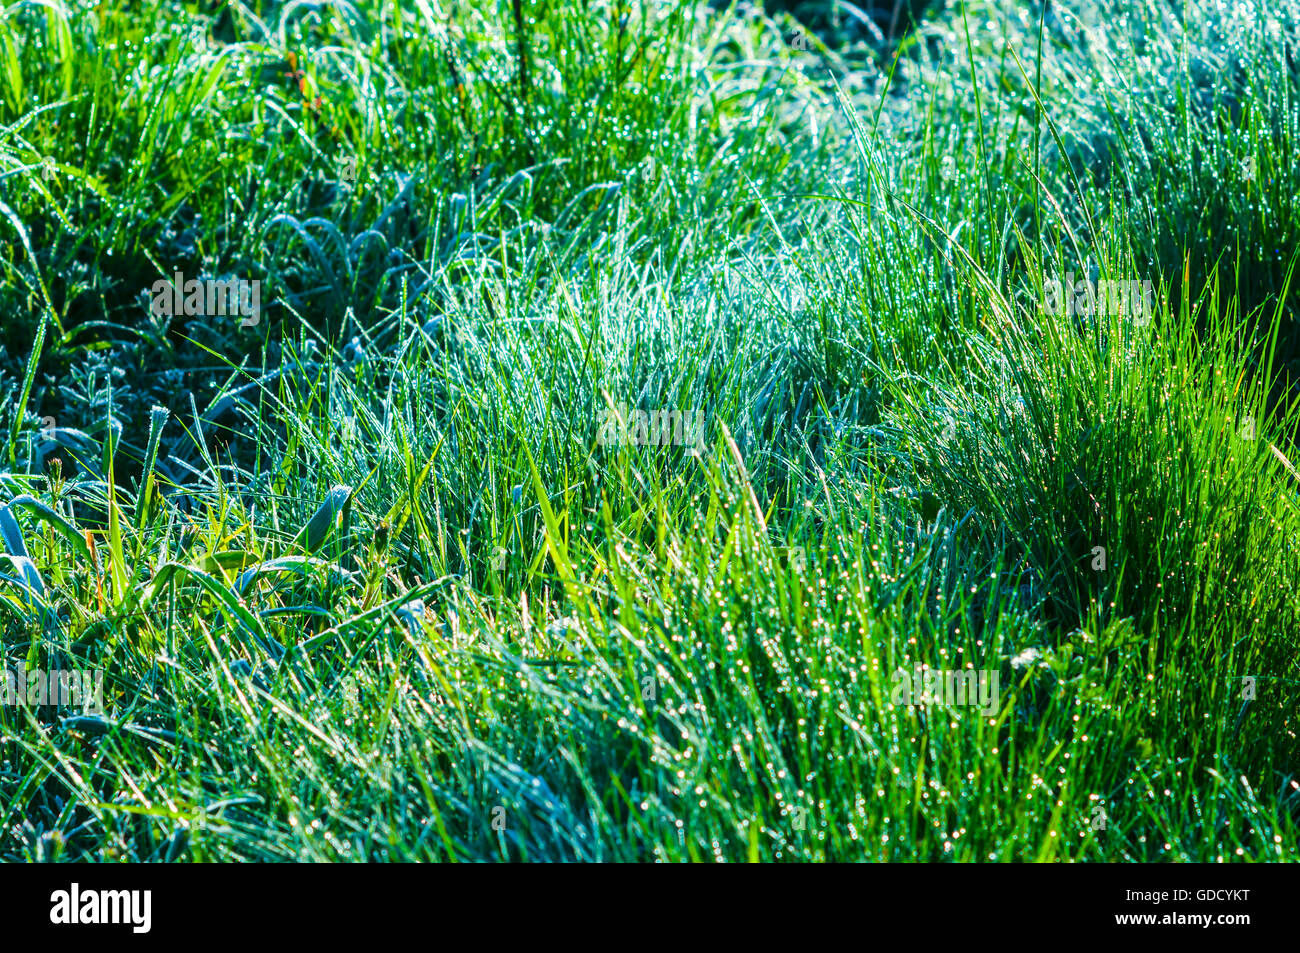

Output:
xmin=1 ymin=0 xmax=1299 ymax=861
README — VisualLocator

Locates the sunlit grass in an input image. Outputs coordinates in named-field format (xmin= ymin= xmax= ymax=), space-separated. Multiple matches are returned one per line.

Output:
xmin=1 ymin=0 xmax=1299 ymax=862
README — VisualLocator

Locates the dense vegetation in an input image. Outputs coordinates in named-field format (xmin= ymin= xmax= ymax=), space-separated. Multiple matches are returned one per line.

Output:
xmin=1 ymin=0 xmax=1298 ymax=861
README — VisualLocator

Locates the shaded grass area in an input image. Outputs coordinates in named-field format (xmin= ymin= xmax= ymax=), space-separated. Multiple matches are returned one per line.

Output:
xmin=1 ymin=0 xmax=1299 ymax=861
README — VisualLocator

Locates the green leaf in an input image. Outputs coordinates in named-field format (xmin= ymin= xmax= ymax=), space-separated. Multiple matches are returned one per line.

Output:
xmin=7 ymin=494 xmax=92 ymax=562
xmin=294 ymin=485 xmax=354 ymax=555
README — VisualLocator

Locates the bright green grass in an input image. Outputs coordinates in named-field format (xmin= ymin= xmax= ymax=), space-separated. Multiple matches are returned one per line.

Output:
xmin=1 ymin=0 xmax=1299 ymax=861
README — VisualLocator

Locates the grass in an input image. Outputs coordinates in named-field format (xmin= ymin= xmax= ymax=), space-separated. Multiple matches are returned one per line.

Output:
xmin=1 ymin=0 xmax=1299 ymax=861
